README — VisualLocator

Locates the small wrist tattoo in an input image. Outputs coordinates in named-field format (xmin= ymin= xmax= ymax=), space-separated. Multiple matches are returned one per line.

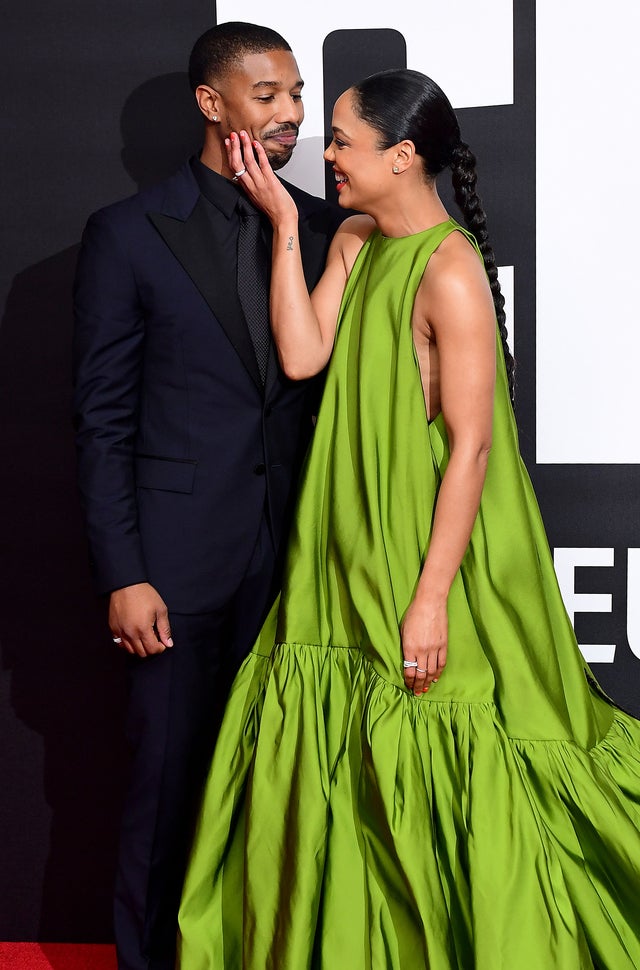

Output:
xmin=286 ymin=236 xmax=294 ymax=251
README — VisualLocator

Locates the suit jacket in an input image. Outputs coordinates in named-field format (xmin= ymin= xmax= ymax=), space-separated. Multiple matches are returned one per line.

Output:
xmin=72 ymin=159 xmax=342 ymax=613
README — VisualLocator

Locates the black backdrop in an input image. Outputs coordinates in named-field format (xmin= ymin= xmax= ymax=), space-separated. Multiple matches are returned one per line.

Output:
xmin=1 ymin=0 xmax=638 ymax=944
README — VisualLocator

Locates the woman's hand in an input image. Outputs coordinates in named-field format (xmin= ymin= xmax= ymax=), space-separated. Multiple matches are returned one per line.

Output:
xmin=400 ymin=595 xmax=448 ymax=695
xmin=225 ymin=130 xmax=298 ymax=226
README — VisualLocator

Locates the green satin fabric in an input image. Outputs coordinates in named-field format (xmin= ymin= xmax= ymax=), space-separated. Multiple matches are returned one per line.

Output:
xmin=177 ymin=220 xmax=640 ymax=969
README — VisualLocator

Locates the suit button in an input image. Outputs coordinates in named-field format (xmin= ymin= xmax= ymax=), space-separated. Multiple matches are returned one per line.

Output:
xmin=253 ymin=463 xmax=266 ymax=475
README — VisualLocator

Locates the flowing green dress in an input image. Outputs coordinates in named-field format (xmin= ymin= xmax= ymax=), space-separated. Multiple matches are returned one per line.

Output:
xmin=177 ymin=220 xmax=640 ymax=969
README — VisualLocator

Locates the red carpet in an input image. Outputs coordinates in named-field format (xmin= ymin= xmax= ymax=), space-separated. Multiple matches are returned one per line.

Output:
xmin=0 ymin=944 xmax=116 ymax=969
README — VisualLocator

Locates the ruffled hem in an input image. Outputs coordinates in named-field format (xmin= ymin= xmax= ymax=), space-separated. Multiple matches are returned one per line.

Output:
xmin=178 ymin=643 xmax=640 ymax=970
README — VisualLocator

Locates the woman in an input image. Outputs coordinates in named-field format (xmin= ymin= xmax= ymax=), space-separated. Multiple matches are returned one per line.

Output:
xmin=177 ymin=69 xmax=640 ymax=969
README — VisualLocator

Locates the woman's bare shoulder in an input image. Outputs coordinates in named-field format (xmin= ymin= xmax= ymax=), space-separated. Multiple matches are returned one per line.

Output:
xmin=331 ymin=214 xmax=377 ymax=275
xmin=336 ymin=213 xmax=377 ymax=241
xmin=425 ymin=229 xmax=489 ymax=298
xmin=418 ymin=227 xmax=495 ymax=337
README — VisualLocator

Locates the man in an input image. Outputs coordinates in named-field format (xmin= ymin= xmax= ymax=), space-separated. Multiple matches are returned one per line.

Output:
xmin=72 ymin=22 xmax=342 ymax=970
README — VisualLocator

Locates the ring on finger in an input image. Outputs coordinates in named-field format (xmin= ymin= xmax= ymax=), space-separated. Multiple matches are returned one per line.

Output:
xmin=403 ymin=660 xmax=418 ymax=668
xmin=112 ymin=636 xmax=122 ymax=643
xmin=232 ymin=167 xmax=247 ymax=182
xmin=416 ymin=667 xmax=427 ymax=673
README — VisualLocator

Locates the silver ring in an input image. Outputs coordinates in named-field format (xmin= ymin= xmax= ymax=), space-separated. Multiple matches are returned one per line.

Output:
xmin=112 ymin=637 xmax=122 ymax=643
xmin=232 ymin=167 xmax=246 ymax=182
xmin=403 ymin=660 xmax=418 ymax=668
xmin=416 ymin=667 xmax=427 ymax=673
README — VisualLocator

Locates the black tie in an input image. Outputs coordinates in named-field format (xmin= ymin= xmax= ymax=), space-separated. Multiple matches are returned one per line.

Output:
xmin=236 ymin=197 xmax=270 ymax=384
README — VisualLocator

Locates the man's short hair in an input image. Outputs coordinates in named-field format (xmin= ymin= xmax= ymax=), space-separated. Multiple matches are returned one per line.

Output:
xmin=188 ymin=22 xmax=292 ymax=92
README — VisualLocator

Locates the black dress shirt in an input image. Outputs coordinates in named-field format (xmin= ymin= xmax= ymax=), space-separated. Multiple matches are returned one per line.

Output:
xmin=189 ymin=154 xmax=272 ymax=295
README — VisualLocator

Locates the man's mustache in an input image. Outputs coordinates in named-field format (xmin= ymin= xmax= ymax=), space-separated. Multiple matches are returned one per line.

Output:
xmin=262 ymin=124 xmax=299 ymax=139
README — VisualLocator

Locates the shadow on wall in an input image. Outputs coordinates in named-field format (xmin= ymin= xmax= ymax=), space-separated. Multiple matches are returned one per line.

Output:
xmin=0 ymin=72 xmax=202 ymax=942
xmin=120 ymin=71 xmax=203 ymax=188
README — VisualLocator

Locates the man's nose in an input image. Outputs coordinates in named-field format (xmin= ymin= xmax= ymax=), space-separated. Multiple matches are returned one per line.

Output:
xmin=275 ymin=96 xmax=304 ymax=125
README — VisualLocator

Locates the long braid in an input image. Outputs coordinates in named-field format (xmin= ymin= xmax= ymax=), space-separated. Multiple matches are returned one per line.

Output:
xmin=450 ymin=143 xmax=516 ymax=406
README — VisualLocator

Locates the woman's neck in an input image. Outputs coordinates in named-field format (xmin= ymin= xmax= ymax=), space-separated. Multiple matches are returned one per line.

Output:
xmin=372 ymin=184 xmax=449 ymax=239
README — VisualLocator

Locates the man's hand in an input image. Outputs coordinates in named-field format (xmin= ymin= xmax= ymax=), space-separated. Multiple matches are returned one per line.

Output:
xmin=109 ymin=583 xmax=173 ymax=658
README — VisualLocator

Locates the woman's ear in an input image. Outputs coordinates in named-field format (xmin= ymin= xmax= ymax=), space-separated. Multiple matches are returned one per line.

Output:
xmin=391 ymin=139 xmax=416 ymax=174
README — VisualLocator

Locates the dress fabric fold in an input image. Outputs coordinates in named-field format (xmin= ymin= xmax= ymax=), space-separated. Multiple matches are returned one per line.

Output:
xmin=177 ymin=219 xmax=640 ymax=969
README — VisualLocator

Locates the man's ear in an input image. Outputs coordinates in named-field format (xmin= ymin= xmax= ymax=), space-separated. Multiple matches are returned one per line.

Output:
xmin=195 ymin=84 xmax=221 ymax=123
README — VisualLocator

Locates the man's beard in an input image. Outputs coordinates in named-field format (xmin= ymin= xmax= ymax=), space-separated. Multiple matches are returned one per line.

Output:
xmin=261 ymin=124 xmax=299 ymax=171
xmin=265 ymin=146 xmax=294 ymax=171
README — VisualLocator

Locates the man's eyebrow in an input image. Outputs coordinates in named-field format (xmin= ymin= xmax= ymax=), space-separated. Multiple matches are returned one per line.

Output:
xmin=251 ymin=78 xmax=305 ymax=91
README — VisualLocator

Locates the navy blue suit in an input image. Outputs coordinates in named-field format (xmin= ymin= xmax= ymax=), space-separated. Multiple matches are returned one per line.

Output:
xmin=73 ymin=159 xmax=341 ymax=969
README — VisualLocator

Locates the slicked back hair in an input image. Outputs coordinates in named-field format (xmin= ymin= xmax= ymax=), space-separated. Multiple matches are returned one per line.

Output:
xmin=352 ymin=68 xmax=516 ymax=405
xmin=188 ymin=21 xmax=292 ymax=92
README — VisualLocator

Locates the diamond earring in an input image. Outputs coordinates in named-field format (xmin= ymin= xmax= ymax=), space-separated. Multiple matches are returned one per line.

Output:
xmin=392 ymin=165 xmax=399 ymax=174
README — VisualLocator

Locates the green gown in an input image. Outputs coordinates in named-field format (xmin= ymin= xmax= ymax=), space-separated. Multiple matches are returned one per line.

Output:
xmin=177 ymin=219 xmax=640 ymax=969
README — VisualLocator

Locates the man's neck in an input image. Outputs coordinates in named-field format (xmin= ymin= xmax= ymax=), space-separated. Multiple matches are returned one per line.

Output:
xmin=199 ymin=140 xmax=228 ymax=179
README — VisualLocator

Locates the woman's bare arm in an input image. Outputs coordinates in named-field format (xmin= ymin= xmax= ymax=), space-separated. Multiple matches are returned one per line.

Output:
xmin=402 ymin=232 xmax=497 ymax=695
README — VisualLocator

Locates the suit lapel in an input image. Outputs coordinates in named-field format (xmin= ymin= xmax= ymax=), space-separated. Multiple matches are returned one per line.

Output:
xmin=148 ymin=166 xmax=263 ymax=391
xmin=147 ymin=163 xmax=334 ymax=399
xmin=264 ymin=340 xmax=279 ymax=398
